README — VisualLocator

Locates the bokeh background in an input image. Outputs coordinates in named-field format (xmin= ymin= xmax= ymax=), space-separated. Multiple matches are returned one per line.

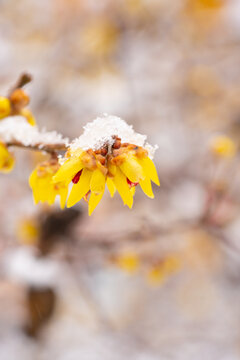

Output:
xmin=1 ymin=0 xmax=240 ymax=359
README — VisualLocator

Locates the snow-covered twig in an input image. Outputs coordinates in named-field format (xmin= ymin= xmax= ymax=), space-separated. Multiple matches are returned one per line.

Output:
xmin=0 ymin=116 xmax=68 ymax=153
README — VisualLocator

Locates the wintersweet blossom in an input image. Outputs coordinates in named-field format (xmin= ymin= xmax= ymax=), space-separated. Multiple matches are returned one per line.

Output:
xmin=114 ymin=252 xmax=140 ymax=274
xmin=210 ymin=135 xmax=236 ymax=158
xmin=17 ymin=218 xmax=39 ymax=246
xmin=0 ymin=142 xmax=15 ymax=173
xmin=147 ymin=256 xmax=181 ymax=286
xmin=52 ymin=115 xmax=160 ymax=215
xmin=29 ymin=159 xmax=69 ymax=209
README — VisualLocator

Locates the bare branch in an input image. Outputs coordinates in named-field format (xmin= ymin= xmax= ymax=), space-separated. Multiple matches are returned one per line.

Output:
xmin=6 ymin=140 xmax=67 ymax=154
xmin=8 ymin=73 xmax=32 ymax=96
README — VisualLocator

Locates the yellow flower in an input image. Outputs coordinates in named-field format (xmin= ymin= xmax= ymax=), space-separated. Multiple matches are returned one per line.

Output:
xmin=114 ymin=252 xmax=140 ymax=274
xmin=210 ymin=135 xmax=236 ymax=158
xmin=53 ymin=137 xmax=160 ymax=215
xmin=29 ymin=160 xmax=69 ymax=209
xmin=17 ymin=218 xmax=39 ymax=246
xmin=0 ymin=142 xmax=15 ymax=173
xmin=81 ymin=18 xmax=119 ymax=58
xmin=0 ymin=97 xmax=11 ymax=120
xmin=147 ymin=266 xmax=166 ymax=286
xmin=147 ymin=256 xmax=181 ymax=286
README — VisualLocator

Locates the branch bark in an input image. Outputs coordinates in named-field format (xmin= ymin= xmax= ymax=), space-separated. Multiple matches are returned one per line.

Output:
xmin=6 ymin=140 xmax=67 ymax=154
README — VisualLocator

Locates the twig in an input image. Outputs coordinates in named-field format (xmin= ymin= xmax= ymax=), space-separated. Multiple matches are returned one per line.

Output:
xmin=6 ymin=140 xmax=68 ymax=154
xmin=8 ymin=73 xmax=32 ymax=96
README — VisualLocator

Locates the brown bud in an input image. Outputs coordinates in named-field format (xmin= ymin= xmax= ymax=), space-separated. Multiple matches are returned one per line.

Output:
xmin=10 ymin=89 xmax=29 ymax=111
xmin=96 ymin=154 xmax=106 ymax=165
xmin=112 ymin=139 xmax=121 ymax=149
xmin=82 ymin=152 xmax=96 ymax=170
xmin=111 ymin=153 xmax=126 ymax=166
xmin=100 ymin=147 xmax=108 ymax=156
xmin=112 ymin=149 xmax=121 ymax=157
xmin=86 ymin=149 xmax=94 ymax=156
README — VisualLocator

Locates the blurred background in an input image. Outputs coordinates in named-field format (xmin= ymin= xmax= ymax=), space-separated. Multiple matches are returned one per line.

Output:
xmin=1 ymin=0 xmax=240 ymax=359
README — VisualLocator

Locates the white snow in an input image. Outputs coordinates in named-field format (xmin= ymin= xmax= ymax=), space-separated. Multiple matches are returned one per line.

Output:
xmin=0 ymin=115 xmax=157 ymax=158
xmin=3 ymin=247 xmax=60 ymax=287
xmin=70 ymin=114 xmax=158 ymax=158
xmin=0 ymin=116 xmax=68 ymax=147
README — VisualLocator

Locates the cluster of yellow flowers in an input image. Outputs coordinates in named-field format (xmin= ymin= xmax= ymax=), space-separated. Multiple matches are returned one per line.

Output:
xmin=147 ymin=256 xmax=181 ymax=286
xmin=0 ymin=83 xmax=36 ymax=174
xmin=29 ymin=136 xmax=160 ymax=215
xmin=111 ymin=252 xmax=181 ymax=286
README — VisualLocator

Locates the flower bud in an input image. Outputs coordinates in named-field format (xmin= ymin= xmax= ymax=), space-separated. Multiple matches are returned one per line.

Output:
xmin=0 ymin=96 xmax=11 ymax=119
xmin=10 ymin=89 xmax=29 ymax=111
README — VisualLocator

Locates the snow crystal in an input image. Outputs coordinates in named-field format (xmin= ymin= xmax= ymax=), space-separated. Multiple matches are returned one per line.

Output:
xmin=70 ymin=114 xmax=158 ymax=158
xmin=0 ymin=116 xmax=68 ymax=147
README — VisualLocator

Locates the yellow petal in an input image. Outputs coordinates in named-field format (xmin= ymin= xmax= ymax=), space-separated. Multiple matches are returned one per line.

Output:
xmin=47 ymin=190 xmax=57 ymax=205
xmin=39 ymin=182 xmax=55 ymax=204
xmin=139 ymin=177 xmax=154 ymax=198
xmin=130 ymin=186 xmax=136 ymax=196
xmin=20 ymin=108 xmax=36 ymax=126
xmin=108 ymin=163 xmax=117 ymax=176
xmin=113 ymin=168 xmax=133 ymax=208
xmin=29 ymin=169 xmax=38 ymax=188
xmin=59 ymin=185 xmax=69 ymax=209
xmin=0 ymin=97 xmax=11 ymax=119
xmin=0 ymin=143 xmax=15 ymax=173
xmin=120 ymin=155 xmax=144 ymax=183
xmin=90 ymin=168 xmax=106 ymax=194
xmin=106 ymin=177 xmax=116 ymax=197
xmin=1 ymin=154 xmax=15 ymax=173
xmin=88 ymin=190 xmax=104 ymax=216
xmin=138 ymin=157 xmax=160 ymax=186
xmin=32 ymin=189 xmax=39 ymax=204
xmin=67 ymin=168 xmax=92 ymax=207
xmin=53 ymin=157 xmax=83 ymax=183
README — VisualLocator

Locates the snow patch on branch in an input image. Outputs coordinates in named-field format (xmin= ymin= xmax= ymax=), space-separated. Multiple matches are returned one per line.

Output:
xmin=0 ymin=116 xmax=68 ymax=147
xmin=70 ymin=114 xmax=158 ymax=158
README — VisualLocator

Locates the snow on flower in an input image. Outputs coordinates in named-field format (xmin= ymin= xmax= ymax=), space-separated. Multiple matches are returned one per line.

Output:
xmin=70 ymin=114 xmax=158 ymax=158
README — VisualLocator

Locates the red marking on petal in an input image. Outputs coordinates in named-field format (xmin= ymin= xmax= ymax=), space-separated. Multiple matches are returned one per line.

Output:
xmin=83 ymin=190 xmax=91 ymax=203
xmin=126 ymin=178 xmax=138 ymax=188
xmin=72 ymin=169 xmax=83 ymax=184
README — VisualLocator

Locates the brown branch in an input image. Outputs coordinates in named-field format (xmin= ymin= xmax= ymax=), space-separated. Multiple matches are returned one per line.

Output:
xmin=6 ymin=140 xmax=68 ymax=154
xmin=8 ymin=73 xmax=33 ymax=96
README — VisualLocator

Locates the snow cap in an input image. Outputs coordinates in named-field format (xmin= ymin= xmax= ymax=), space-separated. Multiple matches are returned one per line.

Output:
xmin=70 ymin=114 xmax=158 ymax=158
